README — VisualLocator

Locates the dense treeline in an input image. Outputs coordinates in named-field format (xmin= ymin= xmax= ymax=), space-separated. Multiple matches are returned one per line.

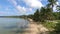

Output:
xmin=27 ymin=0 xmax=60 ymax=34
xmin=27 ymin=0 xmax=60 ymax=22
xmin=28 ymin=9 xmax=60 ymax=21
xmin=53 ymin=12 xmax=60 ymax=20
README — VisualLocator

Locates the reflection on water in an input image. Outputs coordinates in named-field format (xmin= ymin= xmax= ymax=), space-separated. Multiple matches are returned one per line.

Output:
xmin=0 ymin=18 xmax=29 ymax=34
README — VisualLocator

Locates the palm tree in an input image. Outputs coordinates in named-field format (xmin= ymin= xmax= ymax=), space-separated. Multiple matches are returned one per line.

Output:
xmin=47 ymin=0 xmax=58 ymax=11
xmin=39 ymin=7 xmax=47 ymax=22
xmin=40 ymin=7 xmax=54 ymax=21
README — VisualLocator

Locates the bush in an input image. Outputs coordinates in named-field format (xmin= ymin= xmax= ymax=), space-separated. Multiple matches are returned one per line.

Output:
xmin=43 ymin=21 xmax=56 ymax=30
xmin=54 ymin=21 xmax=60 ymax=32
xmin=49 ymin=21 xmax=60 ymax=34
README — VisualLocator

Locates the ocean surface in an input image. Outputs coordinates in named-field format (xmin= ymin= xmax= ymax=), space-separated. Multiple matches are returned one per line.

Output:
xmin=0 ymin=18 xmax=29 ymax=34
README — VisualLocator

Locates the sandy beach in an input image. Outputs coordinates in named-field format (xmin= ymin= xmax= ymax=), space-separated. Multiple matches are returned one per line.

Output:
xmin=23 ymin=18 xmax=49 ymax=34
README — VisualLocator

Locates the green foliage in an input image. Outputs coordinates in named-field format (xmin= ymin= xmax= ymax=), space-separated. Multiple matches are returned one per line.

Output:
xmin=33 ymin=9 xmax=40 ymax=22
xmin=49 ymin=21 xmax=60 ymax=34
xmin=54 ymin=21 xmax=60 ymax=32
xmin=47 ymin=0 xmax=58 ymax=11
xmin=53 ymin=12 xmax=60 ymax=20
xmin=32 ymin=7 xmax=55 ymax=22
xmin=47 ymin=0 xmax=57 ymax=7
xmin=39 ymin=7 xmax=46 ymax=22
xmin=46 ymin=8 xmax=55 ymax=20
xmin=57 ymin=5 xmax=60 ymax=11
xmin=27 ymin=14 xmax=33 ymax=19
xmin=28 ymin=0 xmax=59 ymax=23
xmin=43 ymin=21 xmax=56 ymax=30
xmin=40 ymin=7 xmax=54 ymax=21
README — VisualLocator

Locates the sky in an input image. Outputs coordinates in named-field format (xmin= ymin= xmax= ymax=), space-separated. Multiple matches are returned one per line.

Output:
xmin=0 ymin=0 xmax=59 ymax=16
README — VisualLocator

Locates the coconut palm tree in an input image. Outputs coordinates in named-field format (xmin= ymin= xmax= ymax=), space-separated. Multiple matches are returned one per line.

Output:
xmin=47 ymin=0 xmax=58 ymax=11
xmin=40 ymin=7 xmax=54 ymax=21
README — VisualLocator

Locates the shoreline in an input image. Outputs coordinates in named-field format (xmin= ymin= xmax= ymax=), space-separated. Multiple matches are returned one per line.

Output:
xmin=23 ymin=18 xmax=49 ymax=34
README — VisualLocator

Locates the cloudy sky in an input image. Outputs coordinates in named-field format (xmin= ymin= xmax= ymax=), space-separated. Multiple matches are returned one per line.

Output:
xmin=0 ymin=0 xmax=59 ymax=16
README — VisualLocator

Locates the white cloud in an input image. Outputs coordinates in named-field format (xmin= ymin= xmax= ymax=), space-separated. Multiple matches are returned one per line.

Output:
xmin=16 ymin=5 xmax=26 ymax=14
xmin=23 ymin=0 xmax=43 ymax=8
xmin=53 ymin=5 xmax=56 ymax=12
xmin=8 ymin=0 xmax=17 ymax=6
xmin=56 ymin=2 xmax=59 ymax=5
xmin=16 ymin=5 xmax=33 ymax=14
xmin=53 ymin=2 xmax=59 ymax=12
xmin=8 ymin=0 xmax=43 ymax=15
xmin=8 ymin=0 xmax=27 ymax=14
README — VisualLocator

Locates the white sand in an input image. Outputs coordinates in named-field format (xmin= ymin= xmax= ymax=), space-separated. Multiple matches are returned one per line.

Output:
xmin=23 ymin=18 xmax=49 ymax=34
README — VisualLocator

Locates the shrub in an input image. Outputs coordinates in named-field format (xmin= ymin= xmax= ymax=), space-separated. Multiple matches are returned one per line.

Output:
xmin=43 ymin=21 xmax=56 ymax=30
